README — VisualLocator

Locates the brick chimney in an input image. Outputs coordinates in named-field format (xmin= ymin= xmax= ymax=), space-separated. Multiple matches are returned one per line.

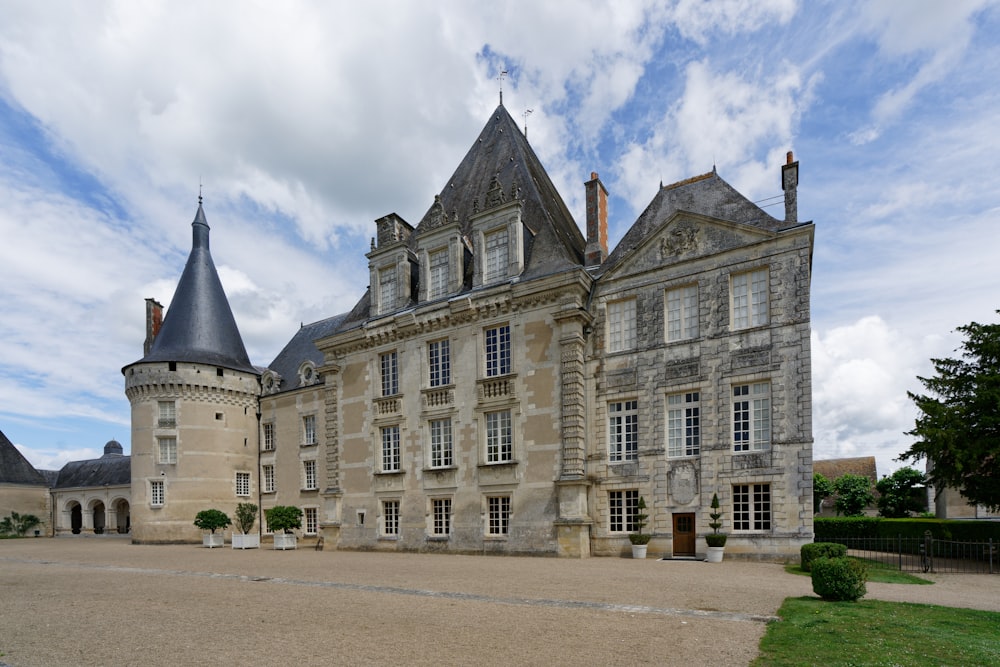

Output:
xmin=144 ymin=298 xmax=163 ymax=356
xmin=782 ymin=151 xmax=799 ymax=224
xmin=585 ymin=172 xmax=608 ymax=266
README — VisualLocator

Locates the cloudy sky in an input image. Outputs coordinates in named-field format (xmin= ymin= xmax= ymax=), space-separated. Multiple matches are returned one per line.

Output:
xmin=2 ymin=1 xmax=997 ymax=477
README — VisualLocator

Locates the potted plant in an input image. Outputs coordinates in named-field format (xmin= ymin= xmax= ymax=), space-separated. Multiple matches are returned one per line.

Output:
xmin=629 ymin=496 xmax=651 ymax=559
xmin=265 ymin=505 xmax=302 ymax=550
xmin=193 ymin=509 xmax=231 ymax=548
xmin=705 ymin=493 xmax=727 ymax=562
xmin=232 ymin=502 xmax=260 ymax=550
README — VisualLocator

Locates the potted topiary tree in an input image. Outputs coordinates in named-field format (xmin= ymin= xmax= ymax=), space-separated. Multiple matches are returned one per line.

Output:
xmin=705 ymin=493 xmax=727 ymax=562
xmin=194 ymin=509 xmax=231 ymax=548
xmin=629 ymin=496 xmax=651 ymax=559
xmin=265 ymin=505 xmax=302 ymax=550
xmin=232 ymin=502 xmax=260 ymax=550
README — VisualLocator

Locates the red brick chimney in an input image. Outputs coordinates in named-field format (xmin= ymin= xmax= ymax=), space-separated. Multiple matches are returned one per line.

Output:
xmin=585 ymin=172 xmax=608 ymax=266
xmin=782 ymin=151 xmax=799 ymax=223
xmin=144 ymin=298 xmax=163 ymax=356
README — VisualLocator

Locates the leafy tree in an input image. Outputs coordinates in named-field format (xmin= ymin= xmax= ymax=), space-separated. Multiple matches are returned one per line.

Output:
xmin=813 ymin=473 xmax=834 ymax=514
xmin=833 ymin=474 xmax=874 ymax=517
xmin=265 ymin=505 xmax=302 ymax=534
xmin=234 ymin=503 xmax=258 ymax=534
xmin=901 ymin=314 xmax=1000 ymax=511
xmin=876 ymin=467 xmax=927 ymax=518
xmin=0 ymin=511 xmax=42 ymax=536
xmin=193 ymin=509 xmax=231 ymax=534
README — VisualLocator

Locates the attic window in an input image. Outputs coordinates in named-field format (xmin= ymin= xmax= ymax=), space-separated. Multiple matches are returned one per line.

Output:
xmin=169 ymin=362 xmax=177 ymax=372
xmin=217 ymin=368 xmax=224 ymax=378
xmin=215 ymin=412 xmax=225 ymax=422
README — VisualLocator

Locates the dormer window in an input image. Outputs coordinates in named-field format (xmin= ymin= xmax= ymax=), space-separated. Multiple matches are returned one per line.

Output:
xmin=378 ymin=266 xmax=397 ymax=314
xmin=484 ymin=227 xmax=509 ymax=283
xmin=427 ymin=247 xmax=449 ymax=300
xmin=297 ymin=361 xmax=317 ymax=387
xmin=262 ymin=370 xmax=282 ymax=395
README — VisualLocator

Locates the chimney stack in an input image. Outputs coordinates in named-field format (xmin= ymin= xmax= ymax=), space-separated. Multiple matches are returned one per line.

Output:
xmin=144 ymin=298 xmax=163 ymax=356
xmin=585 ymin=172 xmax=608 ymax=266
xmin=782 ymin=151 xmax=799 ymax=224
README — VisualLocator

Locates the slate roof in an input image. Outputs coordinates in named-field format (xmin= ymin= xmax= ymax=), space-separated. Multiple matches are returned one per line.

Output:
xmin=814 ymin=457 xmax=878 ymax=483
xmin=127 ymin=202 xmax=257 ymax=374
xmin=0 ymin=429 xmax=47 ymax=486
xmin=265 ymin=313 xmax=349 ymax=393
xmin=51 ymin=441 xmax=131 ymax=489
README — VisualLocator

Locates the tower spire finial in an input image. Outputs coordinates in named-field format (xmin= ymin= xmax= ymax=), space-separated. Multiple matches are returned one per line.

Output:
xmin=198 ymin=177 xmax=203 ymax=205
xmin=498 ymin=69 xmax=508 ymax=105
xmin=523 ymin=109 xmax=533 ymax=138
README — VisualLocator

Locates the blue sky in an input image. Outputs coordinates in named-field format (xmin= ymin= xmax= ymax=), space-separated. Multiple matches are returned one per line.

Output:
xmin=1 ymin=1 xmax=997 ymax=477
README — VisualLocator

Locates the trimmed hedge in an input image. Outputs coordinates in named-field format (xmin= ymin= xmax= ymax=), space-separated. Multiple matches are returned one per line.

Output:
xmin=811 ymin=557 xmax=868 ymax=602
xmin=800 ymin=542 xmax=847 ymax=572
xmin=815 ymin=517 xmax=1000 ymax=542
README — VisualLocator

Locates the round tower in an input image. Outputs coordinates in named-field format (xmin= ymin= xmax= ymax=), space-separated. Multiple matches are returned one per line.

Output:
xmin=123 ymin=201 xmax=260 ymax=543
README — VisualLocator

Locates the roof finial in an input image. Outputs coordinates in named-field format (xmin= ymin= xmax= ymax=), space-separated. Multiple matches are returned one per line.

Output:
xmin=523 ymin=108 xmax=533 ymax=138
xmin=498 ymin=69 xmax=508 ymax=105
xmin=198 ymin=177 xmax=203 ymax=205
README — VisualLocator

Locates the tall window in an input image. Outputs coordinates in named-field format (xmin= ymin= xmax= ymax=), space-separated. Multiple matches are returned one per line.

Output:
xmin=429 ymin=418 xmax=453 ymax=468
xmin=382 ymin=500 xmax=400 ymax=537
xmin=150 ymin=480 xmax=164 ymax=507
xmin=609 ymin=489 xmax=639 ymax=532
xmin=157 ymin=401 xmax=176 ymax=427
xmin=607 ymin=298 xmax=637 ymax=352
xmin=379 ymin=266 xmax=397 ymax=313
xmin=304 ymin=507 xmax=318 ymax=535
xmin=484 ymin=227 xmax=509 ymax=282
xmin=303 ymin=460 xmax=317 ymax=490
xmin=608 ymin=400 xmax=638 ymax=462
xmin=432 ymin=498 xmax=452 ymax=536
xmin=733 ymin=484 xmax=771 ymax=531
xmin=157 ymin=437 xmax=177 ymax=464
xmin=428 ymin=248 xmax=449 ymax=299
xmin=667 ymin=392 xmax=700 ymax=457
xmin=262 ymin=464 xmax=275 ymax=493
xmin=485 ymin=324 xmax=511 ymax=377
xmin=381 ymin=351 xmax=399 ymax=396
xmin=302 ymin=415 xmax=317 ymax=446
xmin=262 ymin=422 xmax=275 ymax=451
xmin=236 ymin=472 xmax=251 ymax=497
xmin=485 ymin=410 xmax=513 ymax=463
xmin=733 ymin=382 xmax=771 ymax=452
xmin=487 ymin=496 xmax=511 ymax=536
xmin=428 ymin=339 xmax=451 ymax=387
xmin=381 ymin=425 xmax=401 ymax=472
xmin=666 ymin=285 xmax=699 ymax=341
xmin=732 ymin=268 xmax=769 ymax=329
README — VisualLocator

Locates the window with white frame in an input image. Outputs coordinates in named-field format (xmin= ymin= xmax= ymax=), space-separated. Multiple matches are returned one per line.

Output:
xmin=732 ymin=382 xmax=771 ymax=452
xmin=236 ymin=472 xmax=251 ymax=497
xmin=432 ymin=497 xmax=452 ymax=536
xmin=429 ymin=418 xmax=453 ymax=468
xmin=304 ymin=507 xmax=318 ymax=535
xmin=484 ymin=227 xmax=509 ymax=282
xmin=381 ymin=425 xmax=401 ymax=472
xmin=485 ymin=409 xmax=513 ymax=463
xmin=667 ymin=392 xmax=700 ymax=457
xmin=607 ymin=298 xmax=637 ymax=352
xmin=382 ymin=499 xmax=400 ymax=537
xmin=150 ymin=480 xmax=164 ymax=507
xmin=487 ymin=495 xmax=511 ymax=536
xmin=428 ymin=248 xmax=449 ymax=299
xmin=609 ymin=489 xmax=639 ymax=532
xmin=303 ymin=460 xmax=317 ymax=490
xmin=733 ymin=483 xmax=771 ymax=531
xmin=302 ymin=414 xmax=317 ymax=446
xmin=666 ymin=285 xmax=699 ymax=341
xmin=262 ymin=422 xmax=275 ymax=451
xmin=731 ymin=268 xmax=769 ymax=329
xmin=428 ymin=339 xmax=451 ymax=387
xmin=608 ymin=400 xmax=638 ymax=462
xmin=484 ymin=324 xmax=511 ymax=377
xmin=379 ymin=266 xmax=397 ymax=313
xmin=381 ymin=351 xmax=398 ymax=396
xmin=157 ymin=437 xmax=177 ymax=464
xmin=262 ymin=464 xmax=275 ymax=493
xmin=157 ymin=400 xmax=176 ymax=427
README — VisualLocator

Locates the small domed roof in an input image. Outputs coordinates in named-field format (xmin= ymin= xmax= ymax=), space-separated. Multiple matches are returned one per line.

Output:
xmin=103 ymin=439 xmax=124 ymax=457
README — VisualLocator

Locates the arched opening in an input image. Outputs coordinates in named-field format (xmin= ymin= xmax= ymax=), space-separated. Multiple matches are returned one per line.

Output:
xmin=70 ymin=503 xmax=82 ymax=534
xmin=114 ymin=499 xmax=131 ymax=534
xmin=92 ymin=501 xmax=106 ymax=534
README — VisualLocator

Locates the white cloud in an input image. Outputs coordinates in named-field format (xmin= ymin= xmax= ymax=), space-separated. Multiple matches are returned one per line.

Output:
xmin=670 ymin=0 xmax=797 ymax=45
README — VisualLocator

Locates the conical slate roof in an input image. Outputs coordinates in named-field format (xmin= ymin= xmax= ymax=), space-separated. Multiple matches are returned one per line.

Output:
xmin=131 ymin=202 xmax=256 ymax=374
xmin=0 ymin=429 xmax=47 ymax=486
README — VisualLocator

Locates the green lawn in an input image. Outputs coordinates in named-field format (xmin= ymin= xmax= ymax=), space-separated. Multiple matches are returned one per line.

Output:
xmin=753 ymin=597 xmax=1000 ymax=666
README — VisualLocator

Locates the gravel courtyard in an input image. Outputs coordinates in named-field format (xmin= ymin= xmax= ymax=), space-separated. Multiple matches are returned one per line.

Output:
xmin=1 ymin=537 xmax=997 ymax=667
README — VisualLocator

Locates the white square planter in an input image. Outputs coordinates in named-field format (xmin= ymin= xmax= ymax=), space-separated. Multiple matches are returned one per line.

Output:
xmin=202 ymin=533 xmax=224 ymax=549
xmin=273 ymin=533 xmax=297 ymax=550
xmin=232 ymin=532 xmax=260 ymax=550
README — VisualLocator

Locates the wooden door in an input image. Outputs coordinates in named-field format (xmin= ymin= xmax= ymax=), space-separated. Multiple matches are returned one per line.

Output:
xmin=672 ymin=513 xmax=696 ymax=557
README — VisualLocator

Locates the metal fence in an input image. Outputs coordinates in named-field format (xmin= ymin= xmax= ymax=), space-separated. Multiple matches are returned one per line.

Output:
xmin=822 ymin=532 xmax=997 ymax=574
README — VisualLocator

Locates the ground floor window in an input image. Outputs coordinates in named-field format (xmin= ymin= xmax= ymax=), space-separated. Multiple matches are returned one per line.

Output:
xmin=733 ymin=483 xmax=771 ymax=531
xmin=486 ymin=496 xmax=511 ymax=536
xmin=609 ymin=489 xmax=639 ymax=532
xmin=304 ymin=507 xmax=318 ymax=535
xmin=382 ymin=500 xmax=400 ymax=537
xmin=262 ymin=464 xmax=275 ymax=493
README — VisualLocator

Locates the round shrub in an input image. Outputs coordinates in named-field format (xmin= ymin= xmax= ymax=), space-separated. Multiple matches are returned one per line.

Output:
xmin=811 ymin=556 xmax=868 ymax=601
xmin=800 ymin=542 xmax=847 ymax=572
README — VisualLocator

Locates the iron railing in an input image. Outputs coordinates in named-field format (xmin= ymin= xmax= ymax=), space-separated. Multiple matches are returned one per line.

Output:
xmin=821 ymin=532 xmax=996 ymax=574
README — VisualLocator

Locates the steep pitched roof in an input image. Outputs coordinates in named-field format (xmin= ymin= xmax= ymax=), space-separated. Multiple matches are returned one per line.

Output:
xmin=130 ymin=202 xmax=256 ymax=374
xmin=601 ymin=170 xmax=785 ymax=275
xmin=51 ymin=446 xmax=131 ymax=489
xmin=265 ymin=313 xmax=349 ymax=393
xmin=0 ymin=429 xmax=47 ymax=486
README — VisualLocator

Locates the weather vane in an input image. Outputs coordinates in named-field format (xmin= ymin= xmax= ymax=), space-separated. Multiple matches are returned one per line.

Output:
xmin=523 ymin=109 xmax=533 ymax=138
xmin=498 ymin=69 xmax=508 ymax=105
